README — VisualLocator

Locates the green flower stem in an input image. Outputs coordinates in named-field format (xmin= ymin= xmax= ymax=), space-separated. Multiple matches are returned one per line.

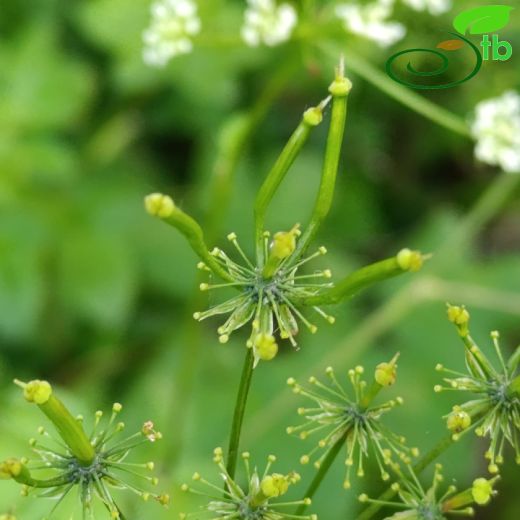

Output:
xmin=299 ymin=254 xmax=419 ymax=306
xmin=254 ymin=103 xmax=325 ymax=264
xmin=38 ymin=394 xmax=96 ymax=466
xmin=318 ymin=43 xmax=471 ymax=138
xmin=291 ymin=63 xmax=351 ymax=260
xmin=460 ymin=333 xmax=495 ymax=378
xmin=205 ymin=59 xmax=298 ymax=243
xmin=160 ymin=207 xmax=234 ymax=283
xmin=226 ymin=348 xmax=255 ymax=479
xmin=14 ymin=380 xmax=95 ymax=467
xmin=360 ymin=381 xmax=384 ymax=410
xmin=294 ymin=430 xmax=349 ymax=516
xmin=163 ymin=61 xmax=296 ymax=464
xmin=11 ymin=469 xmax=70 ymax=489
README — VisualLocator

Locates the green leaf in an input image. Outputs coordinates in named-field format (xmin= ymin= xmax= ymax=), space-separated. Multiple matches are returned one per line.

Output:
xmin=453 ymin=5 xmax=514 ymax=35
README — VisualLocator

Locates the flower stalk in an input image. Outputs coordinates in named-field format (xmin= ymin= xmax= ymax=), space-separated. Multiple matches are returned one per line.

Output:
xmin=294 ymin=430 xmax=348 ymax=515
xmin=13 ymin=379 xmax=95 ymax=466
xmin=291 ymin=59 xmax=351 ymax=260
xmin=226 ymin=347 xmax=255 ymax=479
xmin=144 ymin=193 xmax=233 ymax=282
xmin=254 ymin=101 xmax=327 ymax=264
xmin=299 ymin=249 xmax=427 ymax=306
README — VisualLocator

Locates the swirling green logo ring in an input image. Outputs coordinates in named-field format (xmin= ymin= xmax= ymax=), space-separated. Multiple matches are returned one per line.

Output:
xmin=386 ymin=32 xmax=483 ymax=90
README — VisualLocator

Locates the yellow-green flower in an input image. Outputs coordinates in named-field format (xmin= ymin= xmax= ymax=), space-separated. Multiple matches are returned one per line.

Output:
xmin=435 ymin=305 xmax=520 ymax=473
xmin=145 ymin=62 xmax=425 ymax=365
xmin=180 ymin=448 xmax=317 ymax=519
xmin=2 ymin=380 xmax=169 ymax=519
xmin=287 ymin=356 xmax=417 ymax=489
xmin=359 ymin=464 xmax=498 ymax=519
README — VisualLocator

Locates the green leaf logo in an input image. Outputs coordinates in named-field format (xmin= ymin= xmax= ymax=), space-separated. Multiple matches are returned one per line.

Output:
xmin=453 ymin=5 xmax=514 ymax=35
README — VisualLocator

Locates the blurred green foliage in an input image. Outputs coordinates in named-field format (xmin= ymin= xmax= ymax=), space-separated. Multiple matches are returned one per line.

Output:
xmin=0 ymin=1 xmax=519 ymax=518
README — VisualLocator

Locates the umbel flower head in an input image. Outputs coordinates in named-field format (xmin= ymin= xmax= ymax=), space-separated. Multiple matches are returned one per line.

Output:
xmin=145 ymin=61 xmax=426 ymax=365
xmin=470 ymin=90 xmax=520 ymax=173
xmin=434 ymin=305 xmax=520 ymax=473
xmin=0 ymin=380 xmax=169 ymax=519
xmin=241 ymin=0 xmax=298 ymax=47
xmin=359 ymin=464 xmax=499 ymax=519
xmin=142 ymin=0 xmax=201 ymax=67
xmin=335 ymin=0 xmax=406 ymax=48
xmin=179 ymin=447 xmax=317 ymax=519
xmin=287 ymin=355 xmax=419 ymax=489
xmin=402 ymin=0 xmax=452 ymax=16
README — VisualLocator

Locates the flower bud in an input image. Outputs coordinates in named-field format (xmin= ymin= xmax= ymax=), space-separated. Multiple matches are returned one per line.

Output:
xmin=396 ymin=248 xmax=424 ymax=272
xmin=447 ymin=305 xmax=470 ymax=326
xmin=0 ymin=459 xmax=23 ymax=480
xmin=270 ymin=225 xmax=300 ymax=261
xmin=447 ymin=408 xmax=471 ymax=433
xmin=254 ymin=334 xmax=279 ymax=362
xmin=303 ymin=106 xmax=323 ymax=127
xmin=18 ymin=380 xmax=52 ymax=405
xmin=329 ymin=68 xmax=353 ymax=97
xmin=144 ymin=193 xmax=175 ymax=218
xmin=142 ymin=421 xmax=162 ymax=442
xmin=260 ymin=473 xmax=289 ymax=498
xmin=375 ymin=354 xmax=399 ymax=386
xmin=157 ymin=494 xmax=170 ymax=506
xmin=471 ymin=478 xmax=494 ymax=505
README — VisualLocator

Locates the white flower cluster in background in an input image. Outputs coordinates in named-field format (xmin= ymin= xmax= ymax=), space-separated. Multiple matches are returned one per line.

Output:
xmin=241 ymin=0 xmax=298 ymax=47
xmin=471 ymin=91 xmax=520 ymax=173
xmin=335 ymin=0 xmax=405 ymax=48
xmin=402 ymin=0 xmax=452 ymax=15
xmin=143 ymin=0 xmax=201 ymax=67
